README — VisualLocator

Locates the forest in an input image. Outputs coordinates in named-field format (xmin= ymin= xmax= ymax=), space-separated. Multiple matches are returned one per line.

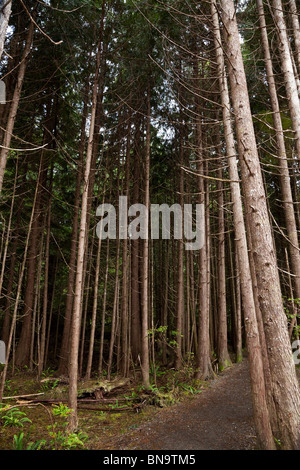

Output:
xmin=0 ymin=0 xmax=300 ymax=452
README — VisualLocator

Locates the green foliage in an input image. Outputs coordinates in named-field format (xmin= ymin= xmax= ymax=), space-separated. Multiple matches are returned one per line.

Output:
xmin=0 ymin=407 xmax=32 ymax=429
xmin=13 ymin=433 xmax=25 ymax=450
xmin=42 ymin=368 xmax=55 ymax=378
xmin=5 ymin=380 xmax=11 ymax=393
xmin=39 ymin=379 xmax=59 ymax=393
xmin=149 ymin=363 xmax=166 ymax=379
xmin=51 ymin=403 xmax=73 ymax=418
xmin=47 ymin=424 xmax=88 ymax=450
xmin=13 ymin=432 xmax=45 ymax=451
xmin=39 ymin=403 xmax=88 ymax=450
xmin=178 ymin=383 xmax=202 ymax=395
xmin=289 ymin=298 xmax=300 ymax=306
xmin=283 ymin=296 xmax=300 ymax=339
xmin=3 ymin=402 xmax=88 ymax=450
xmin=274 ymin=437 xmax=282 ymax=448
xmin=108 ymin=400 xmax=128 ymax=410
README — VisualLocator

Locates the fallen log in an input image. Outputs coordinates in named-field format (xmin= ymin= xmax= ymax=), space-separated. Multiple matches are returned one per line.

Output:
xmin=16 ymin=399 xmax=135 ymax=413
xmin=76 ymin=406 xmax=132 ymax=412
xmin=76 ymin=402 xmax=146 ymax=413
xmin=40 ymin=376 xmax=69 ymax=384
xmin=77 ymin=377 xmax=131 ymax=399
xmin=18 ymin=397 xmax=133 ymax=404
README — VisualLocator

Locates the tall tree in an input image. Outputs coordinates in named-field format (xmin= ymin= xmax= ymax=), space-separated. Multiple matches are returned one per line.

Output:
xmin=219 ymin=0 xmax=300 ymax=449
xmin=256 ymin=0 xmax=300 ymax=341
xmin=271 ymin=0 xmax=300 ymax=163
xmin=0 ymin=0 xmax=12 ymax=62
xmin=68 ymin=1 xmax=106 ymax=431
xmin=0 ymin=6 xmax=34 ymax=194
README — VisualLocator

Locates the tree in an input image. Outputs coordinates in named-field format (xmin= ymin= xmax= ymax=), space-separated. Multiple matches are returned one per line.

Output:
xmin=271 ymin=0 xmax=300 ymax=163
xmin=68 ymin=1 xmax=106 ymax=431
xmin=0 ymin=6 xmax=35 ymax=195
xmin=0 ymin=0 xmax=12 ymax=62
xmin=219 ymin=0 xmax=300 ymax=449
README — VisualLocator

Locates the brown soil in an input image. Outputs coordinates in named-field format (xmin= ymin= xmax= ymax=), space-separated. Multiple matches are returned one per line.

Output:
xmin=113 ymin=360 xmax=257 ymax=450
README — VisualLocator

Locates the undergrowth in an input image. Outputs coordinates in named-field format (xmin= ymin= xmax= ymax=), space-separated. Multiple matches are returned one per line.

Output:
xmin=0 ymin=360 xmax=214 ymax=450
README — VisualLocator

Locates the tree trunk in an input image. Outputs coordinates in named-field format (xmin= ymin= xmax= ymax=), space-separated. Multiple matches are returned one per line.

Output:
xmin=14 ymin=155 xmax=48 ymax=366
xmin=0 ymin=161 xmax=41 ymax=403
xmin=192 ymin=76 xmax=213 ymax=379
xmin=140 ymin=86 xmax=151 ymax=388
xmin=216 ymin=124 xmax=231 ymax=371
xmin=131 ymin=116 xmax=142 ymax=362
xmin=98 ymin=238 xmax=110 ymax=375
xmin=68 ymin=3 xmax=105 ymax=430
xmin=212 ymin=0 xmax=275 ymax=449
xmin=257 ymin=0 xmax=300 ymax=336
xmin=0 ymin=156 xmax=18 ymax=299
xmin=120 ymin=124 xmax=131 ymax=377
xmin=175 ymin=119 xmax=184 ymax=369
xmin=0 ymin=0 xmax=12 ymax=62
xmin=219 ymin=0 xmax=300 ymax=449
xmin=0 ymin=12 xmax=34 ymax=194
xmin=271 ymin=0 xmax=300 ymax=162
xmin=58 ymin=77 xmax=89 ymax=375
xmin=234 ymin=245 xmax=242 ymax=363
xmin=288 ymin=0 xmax=300 ymax=74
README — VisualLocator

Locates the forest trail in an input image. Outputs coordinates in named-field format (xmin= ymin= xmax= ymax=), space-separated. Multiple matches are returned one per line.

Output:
xmin=115 ymin=360 xmax=257 ymax=450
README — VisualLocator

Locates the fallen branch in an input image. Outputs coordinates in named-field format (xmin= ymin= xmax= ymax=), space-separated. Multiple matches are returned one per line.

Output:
xmin=16 ymin=399 xmax=134 ymax=412
xmin=2 ymin=392 xmax=44 ymax=400
xmin=18 ymin=397 xmax=134 ymax=404
xmin=77 ymin=402 xmax=146 ymax=413
xmin=40 ymin=377 xmax=68 ymax=384
xmin=76 ymin=406 xmax=133 ymax=412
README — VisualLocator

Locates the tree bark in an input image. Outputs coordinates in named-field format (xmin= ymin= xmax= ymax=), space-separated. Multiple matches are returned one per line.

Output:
xmin=212 ymin=0 xmax=275 ymax=449
xmin=271 ymin=0 xmax=300 ymax=162
xmin=131 ymin=115 xmax=142 ymax=362
xmin=0 ymin=161 xmax=41 ymax=403
xmin=0 ymin=0 xmax=12 ymax=62
xmin=68 ymin=3 xmax=105 ymax=431
xmin=58 ymin=77 xmax=89 ymax=375
xmin=216 ymin=124 xmax=231 ymax=371
xmin=219 ymin=0 xmax=300 ymax=449
xmin=0 ymin=11 xmax=34 ymax=194
xmin=175 ymin=117 xmax=184 ymax=369
xmin=257 ymin=0 xmax=300 ymax=337
xmin=288 ymin=0 xmax=300 ymax=74
xmin=140 ymin=86 xmax=151 ymax=388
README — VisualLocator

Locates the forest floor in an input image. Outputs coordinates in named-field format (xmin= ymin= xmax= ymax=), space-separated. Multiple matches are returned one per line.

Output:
xmin=0 ymin=358 xmax=265 ymax=450
xmin=111 ymin=360 xmax=257 ymax=450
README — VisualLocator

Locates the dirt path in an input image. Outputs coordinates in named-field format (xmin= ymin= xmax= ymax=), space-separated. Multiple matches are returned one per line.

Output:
xmin=115 ymin=360 xmax=257 ymax=450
